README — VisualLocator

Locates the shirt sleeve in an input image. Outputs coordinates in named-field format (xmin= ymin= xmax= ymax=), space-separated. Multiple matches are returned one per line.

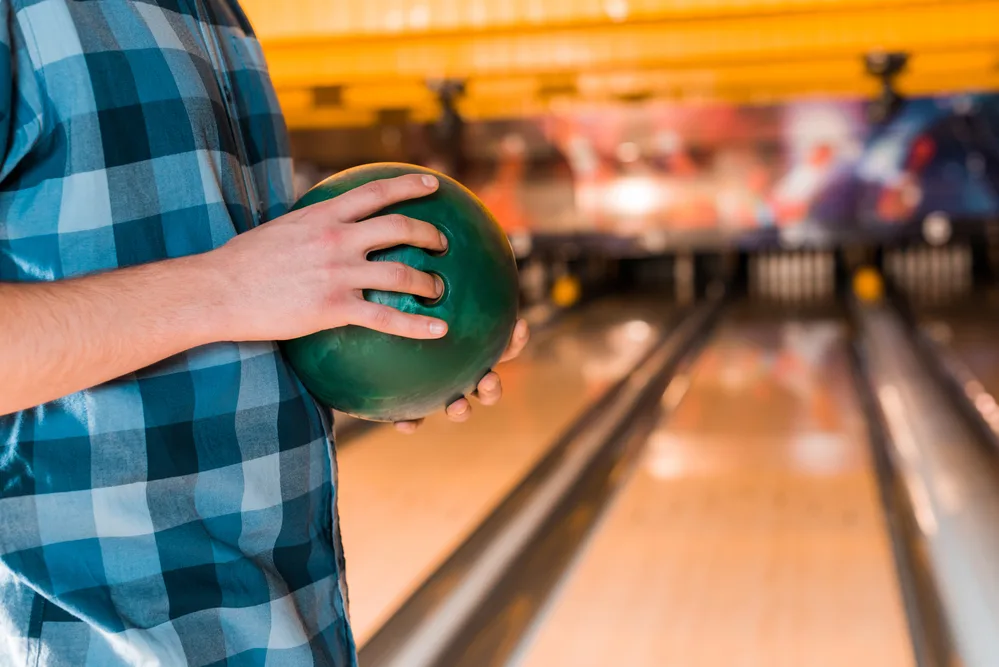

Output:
xmin=0 ymin=0 xmax=44 ymax=185
xmin=0 ymin=0 xmax=13 ymax=162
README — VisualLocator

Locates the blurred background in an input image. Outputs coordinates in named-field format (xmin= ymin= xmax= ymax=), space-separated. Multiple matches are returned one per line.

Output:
xmin=243 ymin=2 xmax=999 ymax=666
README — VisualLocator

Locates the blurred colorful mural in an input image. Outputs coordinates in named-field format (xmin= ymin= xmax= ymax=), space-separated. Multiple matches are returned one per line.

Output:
xmin=295 ymin=93 xmax=999 ymax=243
xmin=466 ymin=93 xmax=999 ymax=238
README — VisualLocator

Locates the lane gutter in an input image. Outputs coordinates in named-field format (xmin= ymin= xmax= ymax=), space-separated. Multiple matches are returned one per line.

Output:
xmin=846 ymin=295 xmax=955 ymax=667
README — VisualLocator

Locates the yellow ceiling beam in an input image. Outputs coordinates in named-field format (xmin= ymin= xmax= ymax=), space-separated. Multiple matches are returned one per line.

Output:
xmin=274 ymin=46 xmax=999 ymax=128
xmin=279 ymin=76 xmax=999 ymax=129
xmin=340 ymin=82 xmax=439 ymax=109
xmin=259 ymin=1 xmax=999 ymax=88
xmin=282 ymin=107 xmax=379 ymax=130
xmin=243 ymin=0 xmax=957 ymax=41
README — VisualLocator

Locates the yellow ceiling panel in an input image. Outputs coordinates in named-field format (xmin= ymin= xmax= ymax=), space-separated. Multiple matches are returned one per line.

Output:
xmin=242 ymin=0 xmax=955 ymax=40
xmin=274 ymin=42 xmax=999 ymax=129
xmin=259 ymin=1 xmax=999 ymax=88
xmin=464 ymin=77 xmax=540 ymax=99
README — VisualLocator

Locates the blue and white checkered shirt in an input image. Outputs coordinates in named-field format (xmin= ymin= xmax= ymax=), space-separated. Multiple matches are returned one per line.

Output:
xmin=0 ymin=1 xmax=356 ymax=665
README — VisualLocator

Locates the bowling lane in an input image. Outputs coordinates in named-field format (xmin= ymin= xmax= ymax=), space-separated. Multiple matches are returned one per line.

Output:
xmin=513 ymin=313 xmax=914 ymax=667
xmin=336 ymin=296 xmax=676 ymax=646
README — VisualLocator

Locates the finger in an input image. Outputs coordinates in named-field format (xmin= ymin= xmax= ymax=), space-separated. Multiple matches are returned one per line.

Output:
xmin=476 ymin=372 xmax=502 ymax=406
xmin=325 ymin=174 xmax=439 ymax=223
xmin=394 ymin=420 xmax=423 ymax=434
xmin=445 ymin=398 xmax=472 ymax=422
xmin=499 ymin=319 xmax=530 ymax=363
xmin=357 ymin=262 xmax=444 ymax=301
xmin=355 ymin=214 xmax=448 ymax=255
xmin=348 ymin=301 xmax=447 ymax=339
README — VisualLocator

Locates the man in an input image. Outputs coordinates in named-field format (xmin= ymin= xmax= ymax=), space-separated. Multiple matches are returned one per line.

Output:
xmin=0 ymin=1 xmax=528 ymax=665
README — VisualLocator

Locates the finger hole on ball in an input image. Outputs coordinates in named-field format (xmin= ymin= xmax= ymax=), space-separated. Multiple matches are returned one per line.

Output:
xmin=416 ymin=271 xmax=448 ymax=307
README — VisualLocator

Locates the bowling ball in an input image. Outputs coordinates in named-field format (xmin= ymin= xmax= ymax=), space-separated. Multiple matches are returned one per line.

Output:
xmin=281 ymin=163 xmax=520 ymax=422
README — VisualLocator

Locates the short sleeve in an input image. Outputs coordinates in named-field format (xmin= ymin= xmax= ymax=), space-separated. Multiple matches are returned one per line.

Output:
xmin=0 ymin=0 xmax=13 ymax=161
xmin=0 ymin=0 xmax=44 ymax=184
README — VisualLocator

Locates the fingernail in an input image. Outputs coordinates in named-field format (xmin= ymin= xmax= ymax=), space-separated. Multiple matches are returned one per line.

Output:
xmin=422 ymin=175 xmax=438 ymax=188
xmin=438 ymin=231 xmax=448 ymax=251
xmin=481 ymin=375 xmax=499 ymax=391
xmin=434 ymin=275 xmax=445 ymax=297
xmin=453 ymin=402 xmax=469 ymax=415
xmin=430 ymin=320 xmax=447 ymax=336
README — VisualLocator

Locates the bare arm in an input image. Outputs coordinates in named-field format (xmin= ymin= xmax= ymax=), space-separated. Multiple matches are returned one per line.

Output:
xmin=0 ymin=256 xmax=230 ymax=414
xmin=0 ymin=174 xmax=451 ymax=416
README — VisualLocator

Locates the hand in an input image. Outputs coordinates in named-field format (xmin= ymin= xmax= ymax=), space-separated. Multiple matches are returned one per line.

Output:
xmin=206 ymin=174 xmax=449 ymax=342
xmin=394 ymin=318 xmax=530 ymax=433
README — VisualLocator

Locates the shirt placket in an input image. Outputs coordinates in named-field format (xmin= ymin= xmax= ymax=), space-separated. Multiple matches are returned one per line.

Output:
xmin=185 ymin=0 xmax=264 ymax=226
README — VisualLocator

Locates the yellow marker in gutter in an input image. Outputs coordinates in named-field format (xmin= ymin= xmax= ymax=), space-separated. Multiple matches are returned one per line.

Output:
xmin=853 ymin=266 xmax=884 ymax=303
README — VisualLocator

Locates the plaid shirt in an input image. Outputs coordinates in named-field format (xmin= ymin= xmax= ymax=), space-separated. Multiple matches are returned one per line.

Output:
xmin=0 ymin=1 xmax=355 ymax=665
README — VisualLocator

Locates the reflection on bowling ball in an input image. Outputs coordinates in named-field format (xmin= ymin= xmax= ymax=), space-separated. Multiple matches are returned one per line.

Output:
xmin=282 ymin=163 xmax=520 ymax=422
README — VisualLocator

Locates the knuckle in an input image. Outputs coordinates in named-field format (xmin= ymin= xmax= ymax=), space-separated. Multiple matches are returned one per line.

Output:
xmin=391 ymin=263 xmax=411 ymax=288
xmin=362 ymin=180 xmax=387 ymax=201
xmin=373 ymin=307 xmax=393 ymax=330
xmin=321 ymin=264 xmax=344 ymax=287
xmin=416 ymin=220 xmax=437 ymax=241
xmin=387 ymin=214 xmax=410 ymax=235
xmin=320 ymin=225 xmax=344 ymax=248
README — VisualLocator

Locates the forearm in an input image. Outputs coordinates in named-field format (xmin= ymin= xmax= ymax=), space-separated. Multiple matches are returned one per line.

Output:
xmin=0 ymin=254 xmax=231 ymax=415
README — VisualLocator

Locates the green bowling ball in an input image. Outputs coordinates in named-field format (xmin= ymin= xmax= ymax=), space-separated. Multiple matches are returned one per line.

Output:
xmin=281 ymin=163 xmax=520 ymax=422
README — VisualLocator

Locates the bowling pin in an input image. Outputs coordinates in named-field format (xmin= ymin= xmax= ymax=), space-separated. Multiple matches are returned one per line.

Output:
xmin=920 ymin=247 xmax=928 ymax=303
xmin=888 ymin=249 xmax=902 ymax=285
xmin=769 ymin=252 xmax=781 ymax=302
xmin=804 ymin=251 xmax=813 ymax=303
xmin=805 ymin=251 xmax=813 ymax=303
xmin=799 ymin=252 xmax=807 ymax=303
xmin=784 ymin=253 xmax=792 ymax=304
xmin=816 ymin=251 xmax=825 ymax=300
xmin=905 ymin=248 xmax=917 ymax=299
xmin=819 ymin=252 xmax=830 ymax=299
xmin=926 ymin=247 xmax=935 ymax=304
xmin=789 ymin=253 xmax=799 ymax=304
xmin=815 ymin=251 xmax=823 ymax=301
xmin=897 ymin=248 xmax=906 ymax=296
xmin=932 ymin=246 xmax=943 ymax=304
xmin=919 ymin=247 xmax=929 ymax=304
xmin=942 ymin=246 xmax=954 ymax=300
xmin=960 ymin=244 xmax=972 ymax=295
xmin=933 ymin=246 xmax=950 ymax=300
xmin=762 ymin=253 xmax=771 ymax=301
xmin=787 ymin=253 xmax=796 ymax=304
xmin=946 ymin=245 xmax=957 ymax=299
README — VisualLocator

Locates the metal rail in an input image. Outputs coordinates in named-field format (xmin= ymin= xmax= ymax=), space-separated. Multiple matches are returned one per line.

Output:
xmin=852 ymin=300 xmax=999 ymax=667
